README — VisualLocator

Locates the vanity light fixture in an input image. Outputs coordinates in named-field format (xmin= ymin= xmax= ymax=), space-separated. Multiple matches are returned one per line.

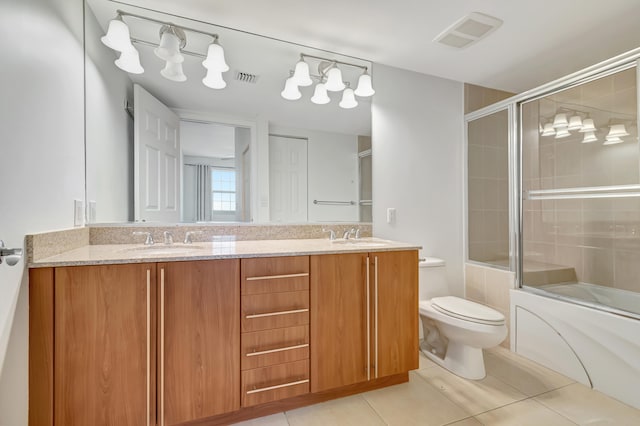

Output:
xmin=552 ymin=113 xmax=569 ymax=129
xmin=582 ymin=131 xmax=598 ymax=143
xmin=579 ymin=118 xmax=597 ymax=133
xmin=100 ymin=10 xmax=229 ymax=89
xmin=541 ymin=123 xmax=556 ymax=137
xmin=554 ymin=127 xmax=571 ymax=139
xmin=281 ymin=53 xmax=374 ymax=109
xmin=567 ymin=115 xmax=583 ymax=131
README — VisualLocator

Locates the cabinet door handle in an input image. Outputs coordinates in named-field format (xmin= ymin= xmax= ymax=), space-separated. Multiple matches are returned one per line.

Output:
xmin=246 ymin=343 xmax=309 ymax=357
xmin=246 ymin=379 xmax=309 ymax=394
xmin=366 ymin=256 xmax=371 ymax=381
xmin=374 ymin=256 xmax=379 ymax=379
xmin=246 ymin=272 xmax=309 ymax=281
xmin=245 ymin=308 xmax=309 ymax=319
xmin=146 ymin=269 xmax=151 ymax=426
xmin=160 ymin=267 xmax=165 ymax=426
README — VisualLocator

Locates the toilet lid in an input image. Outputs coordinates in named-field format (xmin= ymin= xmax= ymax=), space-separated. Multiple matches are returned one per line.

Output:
xmin=431 ymin=296 xmax=505 ymax=325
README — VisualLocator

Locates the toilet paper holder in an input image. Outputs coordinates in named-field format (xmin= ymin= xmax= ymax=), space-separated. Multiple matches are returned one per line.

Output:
xmin=0 ymin=240 xmax=23 ymax=266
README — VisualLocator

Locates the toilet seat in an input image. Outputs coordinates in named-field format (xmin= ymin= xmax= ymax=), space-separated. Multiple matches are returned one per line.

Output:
xmin=431 ymin=296 xmax=505 ymax=326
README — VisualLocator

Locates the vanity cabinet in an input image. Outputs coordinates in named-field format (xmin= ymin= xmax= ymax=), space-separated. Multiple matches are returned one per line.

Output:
xmin=310 ymin=250 xmax=419 ymax=392
xmin=159 ymin=260 xmax=240 ymax=425
xmin=52 ymin=263 xmax=157 ymax=426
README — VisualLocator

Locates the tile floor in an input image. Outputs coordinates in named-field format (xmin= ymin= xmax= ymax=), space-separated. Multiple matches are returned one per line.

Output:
xmin=233 ymin=347 xmax=640 ymax=425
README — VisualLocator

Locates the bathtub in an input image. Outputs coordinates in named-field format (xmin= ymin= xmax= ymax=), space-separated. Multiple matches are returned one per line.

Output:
xmin=511 ymin=286 xmax=640 ymax=409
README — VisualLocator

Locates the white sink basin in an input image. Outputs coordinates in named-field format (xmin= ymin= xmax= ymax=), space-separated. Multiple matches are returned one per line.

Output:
xmin=121 ymin=244 xmax=205 ymax=255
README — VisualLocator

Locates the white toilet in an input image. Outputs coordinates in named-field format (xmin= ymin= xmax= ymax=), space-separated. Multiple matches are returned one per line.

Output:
xmin=418 ymin=258 xmax=507 ymax=380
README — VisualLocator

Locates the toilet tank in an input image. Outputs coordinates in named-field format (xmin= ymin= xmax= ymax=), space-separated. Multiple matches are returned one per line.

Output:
xmin=419 ymin=257 xmax=449 ymax=301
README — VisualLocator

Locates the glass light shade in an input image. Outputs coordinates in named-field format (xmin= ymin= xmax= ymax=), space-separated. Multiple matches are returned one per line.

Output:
xmin=581 ymin=131 xmax=598 ymax=143
xmin=604 ymin=136 xmax=624 ymax=145
xmin=339 ymin=88 xmax=358 ymax=109
xmin=541 ymin=123 xmax=556 ymax=137
xmin=552 ymin=113 xmax=569 ymax=129
xmin=155 ymin=31 xmax=184 ymax=63
xmin=202 ymin=41 xmax=229 ymax=72
xmin=160 ymin=61 xmax=186 ymax=82
xmin=310 ymin=83 xmax=330 ymax=105
xmin=607 ymin=124 xmax=629 ymax=138
xmin=554 ymin=127 xmax=571 ymax=139
xmin=579 ymin=118 xmax=596 ymax=132
xmin=354 ymin=71 xmax=375 ymax=97
xmin=280 ymin=77 xmax=301 ymax=100
xmin=567 ymin=115 xmax=583 ymax=131
xmin=325 ymin=67 xmax=346 ymax=91
xmin=101 ymin=17 xmax=134 ymax=52
xmin=292 ymin=60 xmax=313 ymax=86
xmin=202 ymin=69 xmax=226 ymax=89
xmin=114 ymin=48 xmax=144 ymax=74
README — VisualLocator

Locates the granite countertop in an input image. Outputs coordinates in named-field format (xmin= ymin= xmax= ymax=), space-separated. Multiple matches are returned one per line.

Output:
xmin=29 ymin=238 xmax=421 ymax=268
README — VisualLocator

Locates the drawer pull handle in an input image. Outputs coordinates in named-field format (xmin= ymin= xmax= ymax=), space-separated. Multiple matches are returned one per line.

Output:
xmin=246 ymin=272 xmax=309 ymax=281
xmin=246 ymin=343 xmax=309 ymax=357
xmin=245 ymin=308 xmax=309 ymax=319
xmin=246 ymin=379 xmax=310 ymax=394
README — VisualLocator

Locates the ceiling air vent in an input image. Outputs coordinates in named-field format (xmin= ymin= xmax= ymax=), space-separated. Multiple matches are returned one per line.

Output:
xmin=235 ymin=71 xmax=259 ymax=84
xmin=434 ymin=12 xmax=503 ymax=49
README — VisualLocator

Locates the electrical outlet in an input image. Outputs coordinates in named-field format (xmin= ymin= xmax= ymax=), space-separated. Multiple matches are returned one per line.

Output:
xmin=74 ymin=200 xmax=84 ymax=227
xmin=387 ymin=207 xmax=396 ymax=224
xmin=89 ymin=201 xmax=97 ymax=223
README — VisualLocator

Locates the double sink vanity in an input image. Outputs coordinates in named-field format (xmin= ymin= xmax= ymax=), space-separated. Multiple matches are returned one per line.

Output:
xmin=28 ymin=225 xmax=419 ymax=426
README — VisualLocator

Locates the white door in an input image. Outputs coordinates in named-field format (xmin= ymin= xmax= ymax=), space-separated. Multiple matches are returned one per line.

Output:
xmin=269 ymin=135 xmax=308 ymax=222
xmin=134 ymin=84 xmax=180 ymax=222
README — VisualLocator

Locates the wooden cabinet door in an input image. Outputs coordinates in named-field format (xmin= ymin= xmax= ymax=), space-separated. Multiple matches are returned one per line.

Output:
xmin=310 ymin=253 xmax=369 ymax=392
xmin=54 ymin=263 xmax=156 ymax=426
xmin=160 ymin=260 xmax=240 ymax=425
xmin=372 ymin=250 xmax=419 ymax=378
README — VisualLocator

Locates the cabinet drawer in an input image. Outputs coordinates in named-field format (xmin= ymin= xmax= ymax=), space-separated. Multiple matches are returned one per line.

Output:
xmin=241 ymin=325 xmax=309 ymax=370
xmin=241 ymin=256 xmax=309 ymax=295
xmin=241 ymin=360 xmax=309 ymax=407
xmin=242 ymin=291 xmax=309 ymax=332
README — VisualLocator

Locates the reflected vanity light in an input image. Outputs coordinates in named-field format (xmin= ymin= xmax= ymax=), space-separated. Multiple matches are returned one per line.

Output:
xmin=552 ymin=113 xmax=569 ymax=128
xmin=567 ymin=115 xmax=583 ymax=131
xmin=541 ymin=123 xmax=556 ymax=136
xmin=281 ymin=53 xmax=374 ymax=107
xmin=554 ymin=127 xmax=571 ymax=139
xmin=581 ymin=131 xmax=598 ymax=143
xmin=101 ymin=10 xmax=229 ymax=89
xmin=579 ymin=118 xmax=596 ymax=132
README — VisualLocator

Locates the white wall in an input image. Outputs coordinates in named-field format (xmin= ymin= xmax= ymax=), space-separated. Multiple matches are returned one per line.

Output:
xmin=0 ymin=0 xmax=85 ymax=424
xmin=372 ymin=64 xmax=465 ymax=296
xmin=270 ymin=125 xmax=359 ymax=223
xmin=85 ymin=6 xmax=133 ymax=223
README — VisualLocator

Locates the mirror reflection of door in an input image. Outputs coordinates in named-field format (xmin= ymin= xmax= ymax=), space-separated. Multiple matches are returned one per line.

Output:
xmin=134 ymin=84 xmax=181 ymax=222
xmin=181 ymin=120 xmax=251 ymax=222
xmin=269 ymin=135 xmax=308 ymax=223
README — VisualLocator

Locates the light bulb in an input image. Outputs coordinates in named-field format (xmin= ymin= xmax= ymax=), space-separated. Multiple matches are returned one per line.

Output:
xmin=155 ymin=29 xmax=184 ymax=63
xmin=311 ymin=83 xmax=330 ymax=105
xmin=281 ymin=77 xmax=301 ymax=100
xmin=101 ymin=16 xmax=134 ymax=53
xmin=292 ymin=59 xmax=313 ymax=86
xmin=354 ymin=71 xmax=375 ymax=97
xmin=160 ymin=61 xmax=186 ymax=82
xmin=339 ymin=88 xmax=358 ymax=109
xmin=114 ymin=48 xmax=144 ymax=74
xmin=202 ymin=69 xmax=226 ymax=89
xmin=202 ymin=40 xmax=229 ymax=72
xmin=325 ymin=67 xmax=346 ymax=91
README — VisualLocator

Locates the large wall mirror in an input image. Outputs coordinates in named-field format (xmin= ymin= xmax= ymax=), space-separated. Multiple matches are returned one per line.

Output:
xmin=85 ymin=0 xmax=373 ymax=224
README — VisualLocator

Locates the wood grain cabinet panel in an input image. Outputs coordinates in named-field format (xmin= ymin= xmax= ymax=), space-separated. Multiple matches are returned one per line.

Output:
xmin=54 ymin=263 xmax=156 ymax=426
xmin=241 ymin=291 xmax=309 ymax=332
xmin=310 ymin=253 xmax=369 ymax=392
xmin=241 ymin=256 xmax=309 ymax=295
xmin=241 ymin=360 xmax=310 ymax=407
xmin=241 ymin=325 xmax=309 ymax=370
xmin=160 ymin=259 xmax=240 ymax=426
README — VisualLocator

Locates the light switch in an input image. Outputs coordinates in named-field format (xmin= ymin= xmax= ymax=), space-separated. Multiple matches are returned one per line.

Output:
xmin=387 ymin=207 xmax=396 ymax=224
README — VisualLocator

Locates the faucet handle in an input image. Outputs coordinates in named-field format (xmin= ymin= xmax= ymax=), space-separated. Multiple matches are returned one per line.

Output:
xmin=163 ymin=231 xmax=174 ymax=245
xmin=354 ymin=228 xmax=361 ymax=239
xmin=322 ymin=228 xmax=336 ymax=241
xmin=133 ymin=231 xmax=154 ymax=245
xmin=184 ymin=231 xmax=203 ymax=244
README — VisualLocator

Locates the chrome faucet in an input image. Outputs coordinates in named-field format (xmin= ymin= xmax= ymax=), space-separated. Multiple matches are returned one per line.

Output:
xmin=163 ymin=231 xmax=173 ymax=245
xmin=343 ymin=228 xmax=356 ymax=240
xmin=133 ymin=231 xmax=154 ymax=245
xmin=354 ymin=228 xmax=361 ymax=239
xmin=184 ymin=231 xmax=203 ymax=244
xmin=322 ymin=228 xmax=336 ymax=240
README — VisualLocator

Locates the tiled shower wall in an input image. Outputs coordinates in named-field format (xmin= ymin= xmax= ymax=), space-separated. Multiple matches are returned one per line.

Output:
xmin=521 ymin=68 xmax=640 ymax=292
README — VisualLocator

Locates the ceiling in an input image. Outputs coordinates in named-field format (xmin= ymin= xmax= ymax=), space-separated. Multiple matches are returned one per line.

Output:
xmin=114 ymin=0 xmax=640 ymax=93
